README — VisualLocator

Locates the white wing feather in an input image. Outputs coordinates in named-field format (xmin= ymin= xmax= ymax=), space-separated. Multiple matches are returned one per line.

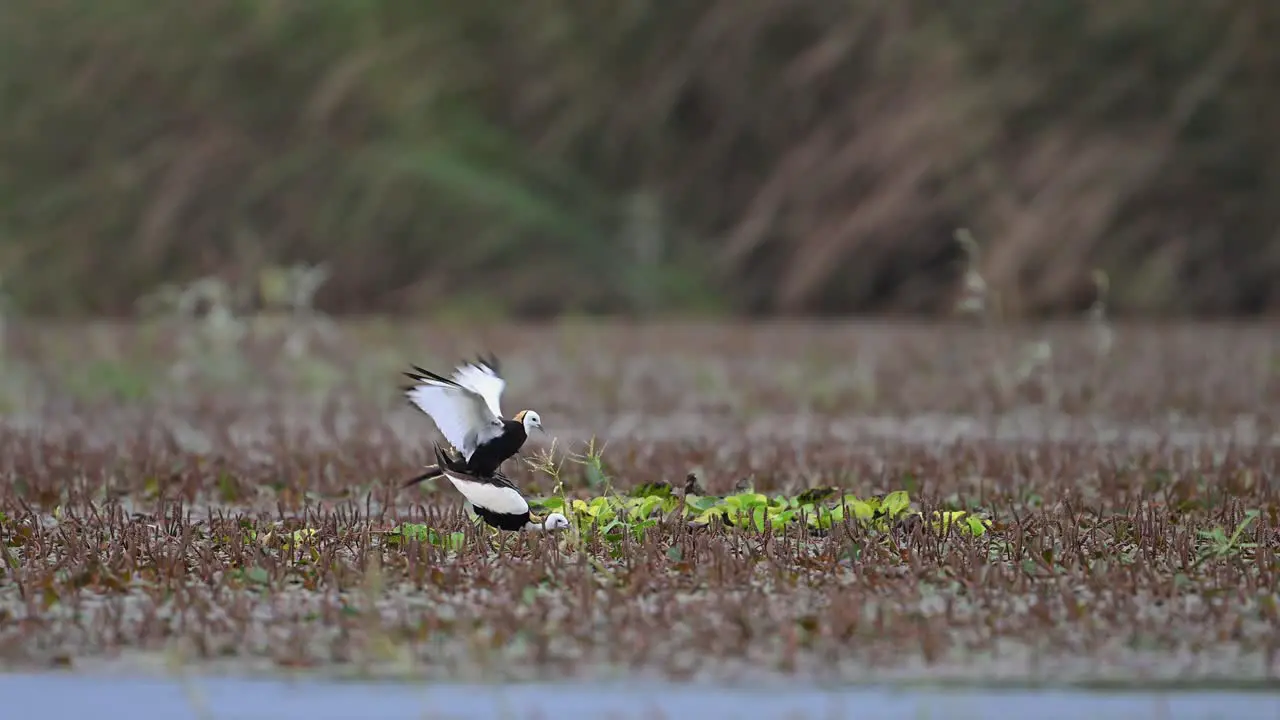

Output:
xmin=450 ymin=361 xmax=507 ymax=419
xmin=405 ymin=379 xmax=502 ymax=461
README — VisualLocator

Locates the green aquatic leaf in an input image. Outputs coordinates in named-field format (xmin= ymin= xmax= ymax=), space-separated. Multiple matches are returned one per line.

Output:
xmin=965 ymin=516 xmax=989 ymax=536
xmin=772 ymin=509 xmax=796 ymax=529
xmin=925 ymin=510 xmax=992 ymax=537
xmin=537 ymin=487 xmax=987 ymax=539
xmin=601 ymin=518 xmax=624 ymax=540
xmin=930 ymin=510 xmax=963 ymax=534
xmin=807 ymin=505 xmax=841 ymax=529
xmin=631 ymin=518 xmax=657 ymax=541
xmin=684 ymin=495 xmax=720 ymax=513
xmin=882 ymin=490 xmax=911 ymax=518
xmin=832 ymin=496 xmax=874 ymax=521
xmin=386 ymin=523 xmax=432 ymax=544
xmin=284 ymin=528 xmax=317 ymax=548
xmin=693 ymin=507 xmax=728 ymax=526
xmin=796 ymin=504 xmax=822 ymax=527
xmin=840 ymin=494 xmax=874 ymax=514
xmin=629 ymin=495 xmax=664 ymax=520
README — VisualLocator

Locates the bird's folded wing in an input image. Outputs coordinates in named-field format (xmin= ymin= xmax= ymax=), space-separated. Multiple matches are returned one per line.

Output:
xmin=406 ymin=382 xmax=498 ymax=459
xmin=451 ymin=360 xmax=507 ymax=419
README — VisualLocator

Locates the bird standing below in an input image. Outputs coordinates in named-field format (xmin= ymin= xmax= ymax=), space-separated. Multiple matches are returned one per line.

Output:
xmin=428 ymin=443 xmax=569 ymax=532
xmin=401 ymin=355 xmax=544 ymax=486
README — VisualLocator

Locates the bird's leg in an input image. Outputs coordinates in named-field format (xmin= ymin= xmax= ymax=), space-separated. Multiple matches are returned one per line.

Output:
xmin=472 ymin=513 xmax=497 ymax=559
xmin=487 ymin=526 xmax=503 ymax=561
xmin=495 ymin=527 xmax=513 ymax=559
xmin=477 ymin=522 xmax=501 ymax=562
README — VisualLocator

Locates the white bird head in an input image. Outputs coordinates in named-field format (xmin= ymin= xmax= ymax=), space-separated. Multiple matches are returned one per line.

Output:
xmin=515 ymin=409 xmax=543 ymax=434
xmin=540 ymin=512 xmax=570 ymax=531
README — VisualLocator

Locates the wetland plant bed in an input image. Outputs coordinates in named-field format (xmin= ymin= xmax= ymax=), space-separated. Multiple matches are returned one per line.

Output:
xmin=0 ymin=320 xmax=1277 ymax=685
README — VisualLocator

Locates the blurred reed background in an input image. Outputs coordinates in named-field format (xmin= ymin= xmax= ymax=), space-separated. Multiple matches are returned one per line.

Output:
xmin=2 ymin=0 xmax=1277 ymax=320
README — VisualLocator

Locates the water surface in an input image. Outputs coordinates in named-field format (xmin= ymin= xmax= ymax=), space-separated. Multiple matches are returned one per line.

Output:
xmin=5 ymin=672 xmax=1278 ymax=720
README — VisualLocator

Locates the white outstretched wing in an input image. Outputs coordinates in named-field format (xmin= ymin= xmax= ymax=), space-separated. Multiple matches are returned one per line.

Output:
xmin=450 ymin=358 xmax=507 ymax=419
xmin=404 ymin=367 xmax=503 ymax=460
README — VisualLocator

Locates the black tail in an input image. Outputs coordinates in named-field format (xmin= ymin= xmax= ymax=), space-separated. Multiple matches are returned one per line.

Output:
xmin=402 ymin=465 xmax=442 ymax=487
xmin=403 ymin=443 xmax=472 ymax=488
xmin=432 ymin=442 xmax=469 ymax=474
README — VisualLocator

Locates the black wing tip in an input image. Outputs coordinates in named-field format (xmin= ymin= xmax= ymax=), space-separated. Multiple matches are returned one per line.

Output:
xmin=403 ymin=364 xmax=458 ymax=387
xmin=408 ymin=354 xmax=502 ymax=384
xmin=464 ymin=352 xmax=502 ymax=376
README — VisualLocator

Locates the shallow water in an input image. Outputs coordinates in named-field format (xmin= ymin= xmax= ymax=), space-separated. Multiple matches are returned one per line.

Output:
xmin=5 ymin=672 xmax=1278 ymax=720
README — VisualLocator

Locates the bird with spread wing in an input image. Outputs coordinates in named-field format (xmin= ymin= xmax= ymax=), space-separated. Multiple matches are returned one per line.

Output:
xmin=401 ymin=355 xmax=544 ymax=487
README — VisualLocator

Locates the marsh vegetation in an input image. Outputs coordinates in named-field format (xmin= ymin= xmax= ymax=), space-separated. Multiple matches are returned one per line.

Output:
xmin=0 ymin=289 xmax=1276 ymax=685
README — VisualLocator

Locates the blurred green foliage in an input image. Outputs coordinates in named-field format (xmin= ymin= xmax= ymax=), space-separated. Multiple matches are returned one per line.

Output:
xmin=2 ymin=0 xmax=1279 ymax=318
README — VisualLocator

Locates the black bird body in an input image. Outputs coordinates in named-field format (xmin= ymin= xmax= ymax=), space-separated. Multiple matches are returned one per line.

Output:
xmin=464 ymin=417 xmax=527 ymax=477
xmin=472 ymin=504 xmax=531 ymax=532
xmin=403 ymin=419 xmax=527 ymax=487
xmin=426 ymin=443 xmax=568 ymax=532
